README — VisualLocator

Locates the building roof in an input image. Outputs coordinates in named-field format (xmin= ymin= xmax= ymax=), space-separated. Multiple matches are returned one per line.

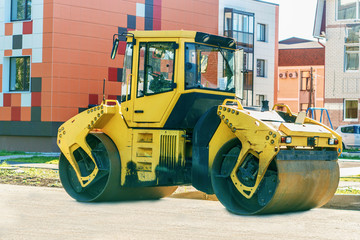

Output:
xmin=279 ymin=38 xmax=325 ymax=66
xmin=279 ymin=37 xmax=313 ymax=45
xmin=279 ymin=39 xmax=325 ymax=50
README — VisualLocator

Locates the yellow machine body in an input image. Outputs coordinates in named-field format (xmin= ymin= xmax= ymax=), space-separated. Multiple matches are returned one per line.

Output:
xmin=57 ymin=31 xmax=341 ymax=214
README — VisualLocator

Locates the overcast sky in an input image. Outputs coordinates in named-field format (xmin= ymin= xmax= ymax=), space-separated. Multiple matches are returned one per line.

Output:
xmin=267 ymin=0 xmax=318 ymax=41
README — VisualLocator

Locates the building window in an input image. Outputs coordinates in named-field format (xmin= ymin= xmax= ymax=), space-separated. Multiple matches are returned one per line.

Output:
xmin=345 ymin=46 xmax=360 ymax=70
xmin=345 ymin=26 xmax=360 ymax=71
xmin=300 ymin=103 xmax=309 ymax=111
xmin=11 ymin=0 xmax=32 ymax=21
xmin=344 ymin=99 xmax=358 ymax=120
xmin=224 ymin=8 xmax=254 ymax=106
xmin=256 ymin=94 xmax=265 ymax=106
xmin=256 ymin=59 xmax=266 ymax=77
xmin=300 ymin=71 xmax=311 ymax=90
xmin=257 ymin=23 xmax=266 ymax=42
xmin=9 ymin=57 xmax=30 ymax=92
xmin=224 ymin=8 xmax=254 ymax=50
xmin=337 ymin=0 xmax=358 ymax=20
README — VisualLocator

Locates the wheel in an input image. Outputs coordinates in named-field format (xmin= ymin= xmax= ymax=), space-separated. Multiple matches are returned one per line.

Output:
xmin=59 ymin=133 xmax=178 ymax=202
xmin=211 ymin=138 xmax=277 ymax=215
xmin=59 ymin=133 xmax=121 ymax=202
xmin=211 ymin=138 xmax=340 ymax=215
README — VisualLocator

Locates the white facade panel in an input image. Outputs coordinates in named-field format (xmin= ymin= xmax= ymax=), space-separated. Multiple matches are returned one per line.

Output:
xmin=4 ymin=35 xmax=12 ymax=49
xmin=12 ymin=22 xmax=23 ymax=35
xmin=22 ymin=34 xmax=33 ymax=49
xmin=21 ymin=93 xmax=32 ymax=107
xmin=219 ymin=0 xmax=278 ymax=107
xmin=32 ymin=48 xmax=43 ymax=63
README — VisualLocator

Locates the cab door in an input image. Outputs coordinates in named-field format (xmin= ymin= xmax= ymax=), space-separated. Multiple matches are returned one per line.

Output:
xmin=133 ymin=41 xmax=178 ymax=123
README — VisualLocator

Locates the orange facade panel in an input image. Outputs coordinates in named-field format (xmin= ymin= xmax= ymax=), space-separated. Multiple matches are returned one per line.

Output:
xmin=11 ymin=94 xmax=22 ymax=107
xmin=22 ymin=49 xmax=33 ymax=56
xmin=5 ymin=23 xmax=13 ymax=36
xmin=41 ymin=92 xmax=52 ymax=107
xmin=41 ymin=106 xmax=52 ymax=122
xmin=4 ymin=50 xmax=12 ymax=56
xmin=51 ymin=107 xmax=78 ymax=122
xmin=1 ymin=0 xmax=224 ymax=143
xmin=21 ymin=107 xmax=31 ymax=121
xmin=0 ymin=107 xmax=11 ymax=121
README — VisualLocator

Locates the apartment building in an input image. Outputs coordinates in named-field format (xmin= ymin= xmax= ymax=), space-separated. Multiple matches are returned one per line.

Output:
xmin=220 ymin=0 xmax=279 ymax=107
xmin=314 ymin=0 xmax=360 ymax=128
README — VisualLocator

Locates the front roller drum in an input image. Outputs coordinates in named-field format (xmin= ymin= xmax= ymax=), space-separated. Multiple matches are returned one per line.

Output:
xmin=59 ymin=133 xmax=176 ymax=202
xmin=211 ymin=138 xmax=340 ymax=215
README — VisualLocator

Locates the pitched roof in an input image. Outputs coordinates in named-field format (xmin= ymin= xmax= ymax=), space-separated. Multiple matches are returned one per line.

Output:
xmin=279 ymin=40 xmax=325 ymax=50
xmin=279 ymin=37 xmax=313 ymax=45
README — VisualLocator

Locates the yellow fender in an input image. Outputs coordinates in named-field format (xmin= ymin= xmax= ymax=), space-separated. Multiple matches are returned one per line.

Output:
xmin=57 ymin=100 xmax=118 ymax=187
xmin=217 ymin=100 xmax=280 ymax=199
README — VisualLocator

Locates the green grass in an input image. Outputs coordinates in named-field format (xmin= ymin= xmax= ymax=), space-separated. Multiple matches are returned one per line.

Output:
xmin=336 ymin=187 xmax=360 ymax=194
xmin=343 ymin=148 xmax=360 ymax=152
xmin=0 ymin=150 xmax=30 ymax=156
xmin=0 ymin=162 xmax=61 ymax=188
xmin=339 ymin=155 xmax=360 ymax=160
xmin=339 ymin=174 xmax=360 ymax=182
xmin=5 ymin=156 xmax=59 ymax=165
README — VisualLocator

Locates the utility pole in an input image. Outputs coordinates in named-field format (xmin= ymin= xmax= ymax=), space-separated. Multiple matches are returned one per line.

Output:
xmin=308 ymin=67 xmax=315 ymax=119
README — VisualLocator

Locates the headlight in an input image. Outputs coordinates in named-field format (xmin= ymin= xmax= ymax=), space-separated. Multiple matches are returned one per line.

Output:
xmin=281 ymin=136 xmax=292 ymax=144
xmin=328 ymin=138 xmax=339 ymax=145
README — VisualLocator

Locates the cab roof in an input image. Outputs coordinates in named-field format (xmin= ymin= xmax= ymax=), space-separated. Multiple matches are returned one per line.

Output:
xmin=126 ymin=30 xmax=237 ymax=49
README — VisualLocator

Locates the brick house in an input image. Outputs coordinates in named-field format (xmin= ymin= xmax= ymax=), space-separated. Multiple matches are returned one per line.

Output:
xmin=314 ymin=0 xmax=360 ymax=128
xmin=277 ymin=37 xmax=325 ymax=116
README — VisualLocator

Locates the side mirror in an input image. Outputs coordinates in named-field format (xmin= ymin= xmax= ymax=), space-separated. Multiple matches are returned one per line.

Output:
xmin=111 ymin=38 xmax=119 ymax=59
xmin=234 ymin=49 xmax=244 ymax=100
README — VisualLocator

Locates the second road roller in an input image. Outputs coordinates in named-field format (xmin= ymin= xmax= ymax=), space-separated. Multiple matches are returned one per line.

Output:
xmin=57 ymin=31 xmax=341 ymax=215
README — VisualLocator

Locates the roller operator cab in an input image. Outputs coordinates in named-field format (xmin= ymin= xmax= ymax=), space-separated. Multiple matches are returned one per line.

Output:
xmin=57 ymin=31 xmax=342 ymax=215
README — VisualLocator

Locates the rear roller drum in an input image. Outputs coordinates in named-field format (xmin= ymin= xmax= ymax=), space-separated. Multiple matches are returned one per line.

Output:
xmin=59 ymin=133 xmax=177 ymax=202
xmin=59 ymin=133 xmax=121 ymax=202
xmin=211 ymin=138 xmax=339 ymax=215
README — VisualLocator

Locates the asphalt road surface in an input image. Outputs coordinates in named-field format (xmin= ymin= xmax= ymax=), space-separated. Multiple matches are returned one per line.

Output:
xmin=1 ymin=184 xmax=360 ymax=240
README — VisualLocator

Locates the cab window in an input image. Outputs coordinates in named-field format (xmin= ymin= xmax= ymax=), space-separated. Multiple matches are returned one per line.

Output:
xmin=185 ymin=43 xmax=235 ymax=93
xmin=137 ymin=42 xmax=176 ymax=97
xmin=120 ymin=43 xmax=133 ymax=102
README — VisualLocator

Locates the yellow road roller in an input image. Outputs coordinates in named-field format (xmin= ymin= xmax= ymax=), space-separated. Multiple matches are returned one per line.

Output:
xmin=57 ymin=31 xmax=341 ymax=215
